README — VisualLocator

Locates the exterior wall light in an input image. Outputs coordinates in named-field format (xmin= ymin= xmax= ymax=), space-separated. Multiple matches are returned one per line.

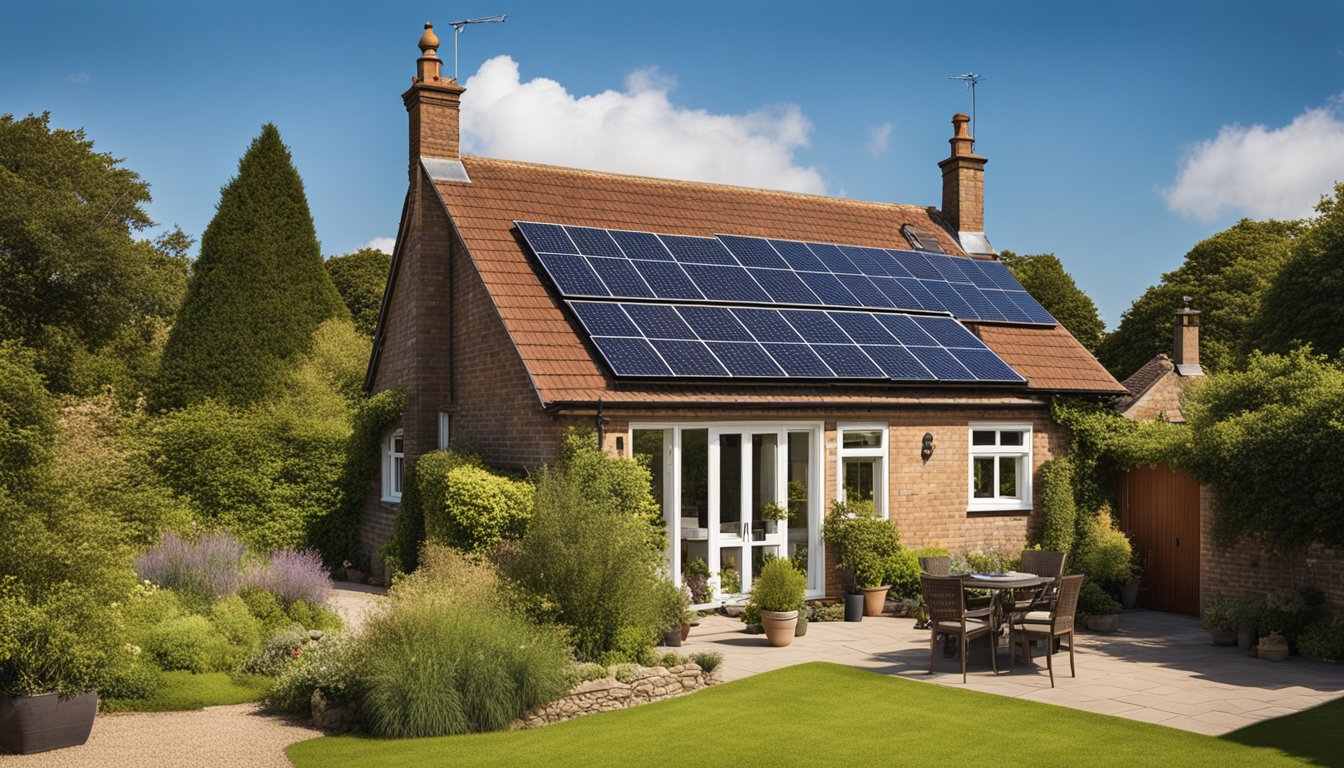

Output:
xmin=921 ymin=432 xmax=935 ymax=462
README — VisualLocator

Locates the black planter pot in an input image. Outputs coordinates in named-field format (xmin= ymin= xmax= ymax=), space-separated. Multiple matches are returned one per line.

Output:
xmin=662 ymin=628 xmax=683 ymax=647
xmin=844 ymin=593 xmax=865 ymax=622
xmin=0 ymin=691 xmax=97 ymax=755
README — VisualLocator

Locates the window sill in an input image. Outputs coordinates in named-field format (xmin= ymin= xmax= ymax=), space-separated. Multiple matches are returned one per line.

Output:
xmin=966 ymin=506 xmax=1031 ymax=518
xmin=381 ymin=496 xmax=402 ymax=504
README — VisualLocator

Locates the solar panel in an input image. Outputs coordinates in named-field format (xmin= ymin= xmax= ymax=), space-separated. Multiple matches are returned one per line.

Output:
xmin=518 ymin=221 xmax=1057 ymax=327
xmin=566 ymin=300 xmax=1025 ymax=384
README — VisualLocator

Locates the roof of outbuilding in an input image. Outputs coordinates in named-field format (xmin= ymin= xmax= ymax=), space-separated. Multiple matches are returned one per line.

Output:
xmin=409 ymin=155 xmax=1125 ymax=405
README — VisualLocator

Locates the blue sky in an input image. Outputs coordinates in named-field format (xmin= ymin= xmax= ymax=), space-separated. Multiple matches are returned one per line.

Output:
xmin=3 ymin=1 xmax=1342 ymax=326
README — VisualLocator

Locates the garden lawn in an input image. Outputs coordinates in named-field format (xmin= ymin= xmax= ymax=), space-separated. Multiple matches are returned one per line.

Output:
xmin=1224 ymin=696 xmax=1344 ymax=768
xmin=286 ymin=662 xmax=1322 ymax=768
xmin=103 ymin=670 xmax=269 ymax=712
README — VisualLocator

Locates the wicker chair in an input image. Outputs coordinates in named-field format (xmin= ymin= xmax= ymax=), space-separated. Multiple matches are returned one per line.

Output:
xmin=1011 ymin=574 xmax=1083 ymax=687
xmin=1014 ymin=550 xmax=1067 ymax=615
xmin=918 ymin=556 xmax=950 ymax=576
xmin=921 ymin=575 xmax=999 ymax=683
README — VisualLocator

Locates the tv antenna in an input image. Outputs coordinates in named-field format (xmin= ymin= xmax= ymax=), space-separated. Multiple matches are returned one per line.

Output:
xmin=448 ymin=14 xmax=507 ymax=81
xmin=947 ymin=72 xmax=982 ymax=137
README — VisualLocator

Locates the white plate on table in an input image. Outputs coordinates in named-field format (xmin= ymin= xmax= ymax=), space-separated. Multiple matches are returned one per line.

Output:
xmin=968 ymin=571 xmax=1033 ymax=581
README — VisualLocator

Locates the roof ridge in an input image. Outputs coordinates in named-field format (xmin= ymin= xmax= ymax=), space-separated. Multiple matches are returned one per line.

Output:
xmin=460 ymin=155 xmax=936 ymax=214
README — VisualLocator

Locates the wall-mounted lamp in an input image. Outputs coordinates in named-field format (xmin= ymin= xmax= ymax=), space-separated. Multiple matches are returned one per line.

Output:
xmin=921 ymin=433 xmax=935 ymax=463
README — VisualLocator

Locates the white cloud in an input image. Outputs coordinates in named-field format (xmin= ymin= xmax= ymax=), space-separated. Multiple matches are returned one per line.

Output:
xmin=65 ymin=72 xmax=90 ymax=86
xmin=361 ymin=237 xmax=395 ymax=254
xmin=867 ymin=122 xmax=892 ymax=157
xmin=1163 ymin=103 xmax=1344 ymax=222
xmin=460 ymin=56 xmax=826 ymax=194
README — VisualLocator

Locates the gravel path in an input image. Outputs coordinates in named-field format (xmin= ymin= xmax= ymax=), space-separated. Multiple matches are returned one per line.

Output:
xmin=3 ymin=584 xmax=386 ymax=767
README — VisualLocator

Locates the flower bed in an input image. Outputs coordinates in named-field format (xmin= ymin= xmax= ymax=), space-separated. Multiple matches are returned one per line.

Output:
xmin=512 ymin=662 xmax=717 ymax=729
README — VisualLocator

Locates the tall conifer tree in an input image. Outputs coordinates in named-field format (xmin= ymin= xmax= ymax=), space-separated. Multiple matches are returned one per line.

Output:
xmin=153 ymin=125 xmax=346 ymax=410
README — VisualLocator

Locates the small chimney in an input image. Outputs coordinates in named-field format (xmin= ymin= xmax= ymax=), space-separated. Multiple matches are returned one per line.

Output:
xmin=937 ymin=113 xmax=994 ymax=256
xmin=1173 ymin=297 xmax=1204 ymax=376
xmin=402 ymin=22 xmax=465 ymax=181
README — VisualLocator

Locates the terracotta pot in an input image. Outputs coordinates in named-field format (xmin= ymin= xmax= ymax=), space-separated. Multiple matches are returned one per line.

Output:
xmin=1259 ymin=634 xmax=1289 ymax=661
xmin=760 ymin=609 xmax=799 ymax=647
xmin=1086 ymin=614 xmax=1119 ymax=633
xmin=680 ymin=622 xmax=691 ymax=642
xmin=0 ymin=691 xmax=97 ymax=755
xmin=1208 ymin=628 xmax=1238 ymax=646
xmin=862 ymin=586 xmax=891 ymax=617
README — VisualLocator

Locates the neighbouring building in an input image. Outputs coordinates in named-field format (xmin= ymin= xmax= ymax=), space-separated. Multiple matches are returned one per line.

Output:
xmin=360 ymin=23 xmax=1126 ymax=597
xmin=1115 ymin=305 xmax=1344 ymax=613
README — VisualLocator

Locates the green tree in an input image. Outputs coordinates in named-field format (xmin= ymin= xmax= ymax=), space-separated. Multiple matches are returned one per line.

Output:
xmin=0 ymin=342 xmax=57 ymax=488
xmin=1184 ymin=349 xmax=1344 ymax=551
xmin=0 ymin=113 xmax=188 ymax=397
xmin=153 ymin=124 xmax=347 ymax=411
xmin=999 ymin=251 xmax=1105 ymax=353
xmin=1096 ymin=219 xmax=1301 ymax=379
xmin=326 ymin=248 xmax=391 ymax=336
xmin=1251 ymin=183 xmax=1344 ymax=358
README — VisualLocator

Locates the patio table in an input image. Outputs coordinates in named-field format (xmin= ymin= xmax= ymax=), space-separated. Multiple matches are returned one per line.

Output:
xmin=961 ymin=573 xmax=1052 ymax=658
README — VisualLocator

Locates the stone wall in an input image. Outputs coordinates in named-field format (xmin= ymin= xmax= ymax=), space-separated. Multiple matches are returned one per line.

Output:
xmin=512 ymin=663 xmax=715 ymax=729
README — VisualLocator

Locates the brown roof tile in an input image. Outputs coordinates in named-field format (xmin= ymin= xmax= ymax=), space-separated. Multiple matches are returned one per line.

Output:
xmin=427 ymin=156 xmax=1124 ymax=405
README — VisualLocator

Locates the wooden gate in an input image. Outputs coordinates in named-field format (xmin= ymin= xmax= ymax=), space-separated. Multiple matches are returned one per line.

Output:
xmin=1115 ymin=463 xmax=1201 ymax=616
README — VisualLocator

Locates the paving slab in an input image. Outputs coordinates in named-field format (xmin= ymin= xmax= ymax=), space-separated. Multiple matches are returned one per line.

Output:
xmin=676 ymin=609 xmax=1344 ymax=735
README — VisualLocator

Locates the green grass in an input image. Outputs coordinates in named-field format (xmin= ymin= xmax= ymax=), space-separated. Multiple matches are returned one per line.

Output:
xmin=1224 ymin=696 xmax=1344 ymax=767
xmin=285 ymin=662 xmax=1322 ymax=767
xmin=103 ymin=670 xmax=270 ymax=712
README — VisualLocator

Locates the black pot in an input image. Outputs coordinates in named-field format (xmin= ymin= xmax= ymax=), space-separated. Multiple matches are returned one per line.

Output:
xmin=0 ymin=691 xmax=97 ymax=755
xmin=844 ymin=593 xmax=865 ymax=622
xmin=662 ymin=629 xmax=683 ymax=647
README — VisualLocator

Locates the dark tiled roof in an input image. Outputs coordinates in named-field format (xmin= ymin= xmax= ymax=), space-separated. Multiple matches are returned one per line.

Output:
xmin=425 ymin=156 xmax=1124 ymax=404
xmin=1117 ymin=354 xmax=1174 ymax=411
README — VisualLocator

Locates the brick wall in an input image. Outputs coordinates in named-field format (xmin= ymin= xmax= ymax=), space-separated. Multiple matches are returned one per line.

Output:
xmin=1121 ymin=371 xmax=1190 ymax=422
xmin=1199 ymin=487 xmax=1344 ymax=608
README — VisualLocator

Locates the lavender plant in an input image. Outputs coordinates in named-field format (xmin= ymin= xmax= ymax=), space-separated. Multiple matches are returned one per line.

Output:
xmin=247 ymin=548 xmax=332 ymax=608
xmin=135 ymin=531 xmax=246 ymax=600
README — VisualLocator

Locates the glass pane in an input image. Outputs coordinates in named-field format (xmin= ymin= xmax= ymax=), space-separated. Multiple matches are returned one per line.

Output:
xmin=972 ymin=456 xmax=994 ymax=498
xmin=999 ymin=456 xmax=1019 ymax=498
xmin=392 ymin=435 xmax=404 ymax=454
xmin=751 ymin=433 xmax=779 ymax=514
xmin=844 ymin=458 xmax=876 ymax=503
xmin=681 ymin=429 xmax=709 ymax=527
xmin=842 ymin=429 xmax=882 ymax=449
xmin=788 ymin=432 xmax=812 ymax=590
xmin=718 ymin=548 xmax=742 ymax=594
xmin=633 ymin=429 xmax=665 ymax=516
xmin=971 ymin=430 xmax=995 ymax=446
xmin=393 ymin=456 xmax=403 ymax=493
xmin=719 ymin=433 xmax=742 ymax=530
xmin=1000 ymin=430 xmax=1024 ymax=446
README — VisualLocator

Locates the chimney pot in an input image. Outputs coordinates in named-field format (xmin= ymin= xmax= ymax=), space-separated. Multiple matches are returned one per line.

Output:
xmin=418 ymin=22 xmax=440 ymax=55
xmin=1173 ymin=303 xmax=1203 ymax=376
xmin=403 ymin=22 xmax=465 ymax=181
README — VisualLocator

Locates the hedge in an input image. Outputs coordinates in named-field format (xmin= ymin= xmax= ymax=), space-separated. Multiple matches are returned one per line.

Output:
xmin=424 ymin=464 xmax=533 ymax=552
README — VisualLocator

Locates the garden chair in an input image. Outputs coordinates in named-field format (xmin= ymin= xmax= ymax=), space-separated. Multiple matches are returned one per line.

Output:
xmin=918 ymin=556 xmax=950 ymax=576
xmin=1014 ymin=550 xmax=1067 ymax=615
xmin=921 ymin=575 xmax=998 ymax=683
xmin=1011 ymin=574 xmax=1083 ymax=687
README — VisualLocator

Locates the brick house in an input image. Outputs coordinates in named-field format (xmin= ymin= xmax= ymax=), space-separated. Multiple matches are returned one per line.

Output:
xmin=1116 ymin=306 xmax=1344 ymax=612
xmin=361 ymin=24 xmax=1125 ymax=597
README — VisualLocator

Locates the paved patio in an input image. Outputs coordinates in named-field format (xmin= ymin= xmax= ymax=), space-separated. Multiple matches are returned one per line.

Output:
xmin=675 ymin=609 xmax=1344 ymax=736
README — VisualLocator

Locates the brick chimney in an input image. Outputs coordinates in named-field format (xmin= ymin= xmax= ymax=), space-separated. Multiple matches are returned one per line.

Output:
xmin=402 ymin=22 xmax=465 ymax=181
xmin=1173 ymin=298 xmax=1204 ymax=376
xmin=937 ymin=113 xmax=994 ymax=256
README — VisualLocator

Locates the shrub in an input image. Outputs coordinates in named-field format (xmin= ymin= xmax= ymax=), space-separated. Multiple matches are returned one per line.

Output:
xmin=822 ymin=500 xmax=904 ymax=591
xmin=1036 ymin=457 xmax=1077 ymax=553
xmin=380 ymin=446 xmax=478 ymax=575
xmin=210 ymin=594 xmax=264 ymax=660
xmin=887 ymin=549 xmax=922 ymax=600
xmin=1201 ymin=594 xmax=1246 ymax=631
xmin=566 ymin=662 xmax=609 ymax=686
xmin=285 ymin=600 xmax=343 ymax=632
xmin=804 ymin=603 xmax=845 ymax=622
xmin=238 ymin=587 xmax=291 ymax=635
xmin=244 ymin=625 xmax=313 ymax=677
xmin=610 ymin=664 xmax=639 ymax=684
xmin=1258 ymin=586 xmax=1322 ymax=640
xmin=356 ymin=548 xmax=571 ymax=737
xmin=955 ymin=549 xmax=1023 ymax=575
xmin=136 ymin=531 xmax=246 ymax=602
xmin=246 ymin=548 xmax=332 ymax=607
xmin=1298 ymin=611 xmax=1344 ymax=662
xmin=0 ymin=580 xmax=134 ymax=696
xmin=0 ymin=341 xmax=57 ymax=487
xmin=750 ymin=558 xmax=806 ymax=613
xmin=1078 ymin=581 xmax=1121 ymax=616
xmin=143 ymin=614 xmax=234 ymax=673
xmin=688 ymin=651 xmax=723 ymax=675
xmin=1074 ymin=507 xmax=1133 ymax=587
xmin=325 ymin=248 xmax=392 ymax=337
xmin=507 ymin=435 xmax=669 ymax=663
xmin=267 ymin=632 xmax=359 ymax=713
xmin=425 ymin=464 xmax=533 ymax=552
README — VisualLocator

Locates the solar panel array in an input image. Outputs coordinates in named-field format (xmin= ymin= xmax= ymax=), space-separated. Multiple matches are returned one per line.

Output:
xmin=566 ymin=301 xmax=1026 ymax=383
xmin=515 ymin=221 xmax=1055 ymax=325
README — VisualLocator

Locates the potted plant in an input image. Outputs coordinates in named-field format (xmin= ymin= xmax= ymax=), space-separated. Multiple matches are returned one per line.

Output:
xmin=1202 ymin=594 xmax=1240 ymax=646
xmin=1079 ymin=580 xmax=1121 ymax=632
xmin=1259 ymin=631 xmax=1289 ymax=661
xmin=823 ymin=499 xmax=901 ymax=618
xmin=760 ymin=502 xmax=788 ymax=535
xmin=658 ymin=580 xmax=691 ymax=648
xmin=681 ymin=557 xmax=713 ymax=604
xmin=1119 ymin=558 xmax=1143 ymax=610
xmin=751 ymin=559 xmax=807 ymax=647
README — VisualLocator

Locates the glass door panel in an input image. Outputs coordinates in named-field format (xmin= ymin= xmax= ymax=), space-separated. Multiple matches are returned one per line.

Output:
xmin=679 ymin=429 xmax=710 ymax=594
xmin=787 ymin=431 xmax=816 ymax=592
xmin=749 ymin=432 xmax=785 ymax=587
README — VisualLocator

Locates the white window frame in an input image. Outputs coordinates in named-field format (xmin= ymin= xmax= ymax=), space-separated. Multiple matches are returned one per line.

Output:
xmin=967 ymin=422 xmax=1033 ymax=512
xmin=437 ymin=412 xmax=452 ymax=451
xmin=383 ymin=429 xmax=404 ymax=502
xmin=836 ymin=422 xmax=889 ymax=519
